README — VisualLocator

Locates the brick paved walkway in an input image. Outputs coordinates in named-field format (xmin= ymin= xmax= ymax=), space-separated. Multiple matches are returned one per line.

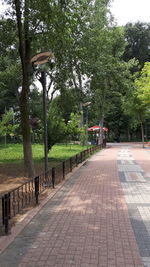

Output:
xmin=1 ymin=144 xmax=150 ymax=267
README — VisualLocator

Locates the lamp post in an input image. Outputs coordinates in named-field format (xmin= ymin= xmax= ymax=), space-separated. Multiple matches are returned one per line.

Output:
xmin=31 ymin=52 xmax=54 ymax=175
xmin=82 ymin=102 xmax=91 ymax=147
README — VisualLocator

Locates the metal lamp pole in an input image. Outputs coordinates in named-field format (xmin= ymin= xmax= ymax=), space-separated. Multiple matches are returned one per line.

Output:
xmin=85 ymin=107 xmax=89 ymax=147
xmin=82 ymin=102 xmax=91 ymax=147
xmin=31 ymin=52 xmax=54 ymax=175
xmin=40 ymin=71 xmax=48 ymax=174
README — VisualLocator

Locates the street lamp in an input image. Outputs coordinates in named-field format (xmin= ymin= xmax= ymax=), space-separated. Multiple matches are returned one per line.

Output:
xmin=31 ymin=52 xmax=54 ymax=175
xmin=82 ymin=102 xmax=91 ymax=147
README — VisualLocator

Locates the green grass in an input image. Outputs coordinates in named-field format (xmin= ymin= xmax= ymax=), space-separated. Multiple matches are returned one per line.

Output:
xmin=0 ymin=143 xmax=90 ymax=164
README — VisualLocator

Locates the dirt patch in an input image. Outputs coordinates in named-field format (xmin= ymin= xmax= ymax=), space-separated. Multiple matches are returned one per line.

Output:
xmin=0 ymin=159 xmax=63 ymax=197
xmin=0 ymin=161 xmax=55 ymax=235
xmin=0 ymin=161 xmax=47 ymax=196
xmin=0 ymin=158 xmax=65 ymax=196
xmin=0 ymin=163 xmax=28 ymax=196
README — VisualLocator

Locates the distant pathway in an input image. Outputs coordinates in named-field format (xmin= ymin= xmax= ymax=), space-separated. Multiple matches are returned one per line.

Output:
xmin=0 ymin=144 xmax=147 ymax=266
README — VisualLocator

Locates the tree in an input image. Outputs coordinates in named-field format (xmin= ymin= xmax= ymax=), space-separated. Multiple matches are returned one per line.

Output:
xmin=123 ymin=22 xmax=150 ymax=71
xmin=47 ymin=104 xmax=67 ymax=151
xmin=0 ymin=110 xmax=19 ymax=145
xmin=66 ymin=112 xmax=82 ymax=142
xmin=114 ymin=22 xmax=150 ymax=142
xmin=86 ymin=21 xmax=133 ymax=143
xmin=135 ymin=62 xmax=150 ymax=106
xmin=122 ymin=87 xmax=149 ymax=147
xmin=0 ymin=18 xmax=21 ymax=115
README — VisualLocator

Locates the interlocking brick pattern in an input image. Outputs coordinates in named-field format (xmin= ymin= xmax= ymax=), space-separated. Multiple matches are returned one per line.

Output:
xmin=118 ymin=164 xmax=143 ymax=172
xmin=0 ymin=146 xmax=143 ymax=267
xmin=118 ymin=146 xmax=150 ymax=267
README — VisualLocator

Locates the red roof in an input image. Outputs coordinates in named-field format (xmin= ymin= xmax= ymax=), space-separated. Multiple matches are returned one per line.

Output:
xmin=88 ymin=125 xmax=108 ymax=132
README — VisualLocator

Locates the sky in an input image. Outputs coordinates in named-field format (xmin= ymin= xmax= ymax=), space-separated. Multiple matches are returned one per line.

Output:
xmin=110 ymin=0 xmax=150 ymax=25
xmin=0 ymin=1 xmax=150 ymax=26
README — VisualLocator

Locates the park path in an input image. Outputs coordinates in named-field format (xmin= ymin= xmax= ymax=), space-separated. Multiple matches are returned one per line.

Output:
xmin=1 ymin=143 xmax=150 ymax=267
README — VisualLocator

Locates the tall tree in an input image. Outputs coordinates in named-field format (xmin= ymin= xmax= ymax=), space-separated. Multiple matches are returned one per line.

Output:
xmin=135 ymin=62 xmax=150 ymax=106
xmin=123 ymin=22 xmax=150 ymax=70
xmin=0 ymin=18 xmax=20 ymax=115
xmin=86 ymin=21 xmax=132 ymax=143
xmin=13 ymin=0 xmax=36 ymax=177
xmin=122 ymin=91 xmax=148 ymax=147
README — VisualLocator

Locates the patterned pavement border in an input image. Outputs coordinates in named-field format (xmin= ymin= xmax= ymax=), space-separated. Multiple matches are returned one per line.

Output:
xmin=117 ymin=146 xmax=150 ymax=267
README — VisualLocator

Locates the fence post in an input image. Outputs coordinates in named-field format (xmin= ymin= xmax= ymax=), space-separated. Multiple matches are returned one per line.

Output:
xmin=80 ymin=152 xmax=83 ymax=163
xmin=2 ymin=193 xmax=11 ymax=235
xmin=84 ymin=150 xmax=85 ymax=160
xmin=62 ymin=161 xmax=65 ymax=180
xmin=52 ymin=167 xmax=55 ymax=188
xmin=70 ymin=157 xmax=72 ymax=172
xmin=8 ymin=193 xmax=11 ymax=220
xmin=35 ymin=176 xmax=39 ymax=205
xmin=76 ymin=154 xmax=78 ymax=167
xmin=2 ymin=196 xmax=4 ymax=225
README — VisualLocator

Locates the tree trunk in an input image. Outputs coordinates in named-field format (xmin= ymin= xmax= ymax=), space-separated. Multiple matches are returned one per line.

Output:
xmin=15 ymin=0 xmax=35 ymax=177
xmin=127 ymin=127 xmax=131 ymax=141
xmin=20 ymin=90 xmax=35 ymax=177
xmin=98 ymin=116 xmax=104 ymax=145
xmin=75 ymin=61 xmax=84 ymax=127
xmin=141 ymin=122 xmax=145 ymax=148
xmin=144 ymin=122 xmax=148 ymax=142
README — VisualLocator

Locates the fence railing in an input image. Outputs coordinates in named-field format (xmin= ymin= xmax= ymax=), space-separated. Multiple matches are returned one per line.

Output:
xmin=0 ymin=144 xmax=104 ymax=235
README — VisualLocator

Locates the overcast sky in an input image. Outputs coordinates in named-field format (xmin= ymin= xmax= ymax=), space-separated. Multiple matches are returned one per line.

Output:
xmin=110 ymin=0 xmax=150 ymax=25
xmin=1 ymin=1 xmax=150 ymax=26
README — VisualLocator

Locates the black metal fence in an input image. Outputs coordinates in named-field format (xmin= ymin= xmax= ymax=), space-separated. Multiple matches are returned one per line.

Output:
xmin=0 ymin=144 xmax=103 ymax=235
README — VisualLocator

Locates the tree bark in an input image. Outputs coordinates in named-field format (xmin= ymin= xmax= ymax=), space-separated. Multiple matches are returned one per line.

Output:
xmin=98 ymin=115 xmax=104 ymax=145
xmin=75 ymin=61 xmax=84 ymax=127
xmin=127 ymin=127 xmax=131 ymax=141
xmin=20 ymin=82 xmax=35 ymax=177
xmin=98 ymin=79 xmax=107 ymax=145
xmin=141 ymin=121 xmax=145 ymax=148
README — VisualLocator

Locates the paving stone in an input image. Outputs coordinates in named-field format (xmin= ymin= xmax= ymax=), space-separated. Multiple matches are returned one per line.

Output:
xmin=118 ymin=164 xmax=143 ymax=172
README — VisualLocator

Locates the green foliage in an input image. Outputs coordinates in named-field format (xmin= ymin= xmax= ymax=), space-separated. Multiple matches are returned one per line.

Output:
xmin=29 ymin=88 xmax=44 ymax=142
xmin=66 ymin=112 xmax=87 ymax=145
xmin=122 ymin=62 xmax=150 ymax=124
xmin=135 ymin=62 xmax=150 ymax=106
xmin=0 ymin=110 xmax=19 ymax=137
xmin=79 ymin=125 xmax=87 ymax=146
xmin=123 ymin=22 xmax=150 ymax=70
xmin=66 ymin=112 xmax=81 ymax=139
xmin=0 ymin=18 xmax=20 ymax=115
xmin=86 ymin=23 xmax=133 ymax=130
xmin=47 ymin=104 xmax=67 ymax=150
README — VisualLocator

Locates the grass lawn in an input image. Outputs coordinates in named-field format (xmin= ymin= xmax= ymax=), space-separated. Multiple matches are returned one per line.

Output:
xmin=0 ymin=143 xmax=91 ymax=194
xmin=0 ymin=143 xmax=88 ymax=164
